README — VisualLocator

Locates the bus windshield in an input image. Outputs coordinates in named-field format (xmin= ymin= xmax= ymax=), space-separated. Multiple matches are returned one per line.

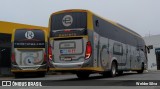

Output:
xmin=14 ymin=29 xmax=45 ymax=48
xmin=50 ymin=12 xmax=87 ymax=37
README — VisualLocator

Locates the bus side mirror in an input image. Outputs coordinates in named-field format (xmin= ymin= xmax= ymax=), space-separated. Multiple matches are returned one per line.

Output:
xmin=147 ymin=45 xmax=153 ymax=54
xmin=145 ymin=45 xmax=150 ymax=54
xmin=147 ymin=47 xmax=150 ymax=53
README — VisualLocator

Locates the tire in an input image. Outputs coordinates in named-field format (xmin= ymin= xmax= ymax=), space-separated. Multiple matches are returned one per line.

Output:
xmin=39 ymin=72 xmax=46 ymax=77
xmin=109 ymin=61 xmax=117 ymax=77
xmin=137 ymin=63 xmax=144 ymax=74
xmin=117 ymin=71 xmax=123 ymax=75
xmin=76 ymin=72 xmax=90 ymax=79
xmin=15 ymin=73 xmax=23 ymax=78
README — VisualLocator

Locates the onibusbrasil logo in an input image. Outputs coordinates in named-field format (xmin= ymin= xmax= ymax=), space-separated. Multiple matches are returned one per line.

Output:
xmin=1 ymin=81 xmax=42 ymax=86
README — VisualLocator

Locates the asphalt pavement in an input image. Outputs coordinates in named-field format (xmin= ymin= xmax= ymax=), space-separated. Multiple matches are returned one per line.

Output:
xmin=0 ymin=70 xmax=160 ymax=89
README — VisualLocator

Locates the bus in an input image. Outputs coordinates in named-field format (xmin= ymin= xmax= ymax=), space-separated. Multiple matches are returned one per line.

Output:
xmin=48 ymin=9 xmax=149 ymax=79
xmin=11 ymin=28 xmax=48 ymax=77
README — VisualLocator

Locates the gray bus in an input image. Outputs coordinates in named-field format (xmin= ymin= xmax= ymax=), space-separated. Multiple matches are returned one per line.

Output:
xmin=49 ymin=9 xmax=149 ymax=79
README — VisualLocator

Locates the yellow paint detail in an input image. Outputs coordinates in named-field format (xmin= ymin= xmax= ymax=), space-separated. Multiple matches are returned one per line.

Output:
xmin=11 ymin=29 xmax=16 ymax=42
xmin=11 ymin=69 xmax=47 ymax=72
xmin=0 ymin=21 xmax=48 ymax=34
xmin=43 ymin=30 xmax=48 ymax=42
xmin=87 ymin=11 xmax=93 ymax=30
xmin=16 ymin=48 xmax=45 ymax=50
xmin=49 ymin=67 xmax=104 ymax=72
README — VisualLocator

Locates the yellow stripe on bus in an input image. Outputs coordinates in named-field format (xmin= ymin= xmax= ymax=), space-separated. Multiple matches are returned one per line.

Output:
xmin=49 ymin=67 xmax=104 ymax=72
xmin=87 ymin=11 xmax=94 ymax=30
xmin=16 ymin=48 xmax=45 ymax=50
xmin=11 ymin=69 xmax=47 ymax=72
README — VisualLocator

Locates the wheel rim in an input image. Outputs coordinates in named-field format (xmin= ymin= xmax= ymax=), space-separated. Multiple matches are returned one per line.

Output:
xmin=112 ymin=64 xmax=116 ymax=75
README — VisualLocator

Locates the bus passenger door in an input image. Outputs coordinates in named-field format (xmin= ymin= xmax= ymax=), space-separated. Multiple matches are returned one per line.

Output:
xmin=135 ymin=48 xmax=141 ymax=69
xmin=121 ymin=44 xmax=127 ymax=69
xmin=125 ymin=45 xmax=131 ymax=70
xmin=130 ymin=47 xmax=136 ymax=69
xmin=136 ymin=47 xmax=142 ymax=69
xmin=130 ymin=47 xmax=139 ymax=69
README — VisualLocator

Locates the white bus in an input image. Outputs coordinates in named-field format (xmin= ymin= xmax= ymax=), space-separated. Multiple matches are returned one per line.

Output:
xmin=11 ymin=29 xmax=48 ymax=77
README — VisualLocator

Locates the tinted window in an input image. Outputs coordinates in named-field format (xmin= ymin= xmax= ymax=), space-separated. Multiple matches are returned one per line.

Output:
xmin=113 ymin=43 xmax=123 ymax=55
xmin=51 ymin=12 xmax=87 ymax=30
xmin=14 ymin=29 xmax=45 ymax=48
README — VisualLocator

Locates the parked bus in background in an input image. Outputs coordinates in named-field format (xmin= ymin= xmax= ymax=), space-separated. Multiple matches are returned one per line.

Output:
xmin=48 ymin=9 xmax=149 ymax=79
xmin=11 ymin=29 xmax=48 ymax=77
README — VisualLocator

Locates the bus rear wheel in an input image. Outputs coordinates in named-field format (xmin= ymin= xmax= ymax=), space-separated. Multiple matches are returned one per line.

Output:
xmin=109 ymin=61 xmax=117 ymax=77
xmin=76 ymin=72 xmax=90 ymax=79
xmin=102 ymin=61 xmax=117 ymax=77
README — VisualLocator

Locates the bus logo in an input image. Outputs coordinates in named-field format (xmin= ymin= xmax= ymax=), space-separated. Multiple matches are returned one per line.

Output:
xmin=62 ymin=15 xmax=73 ymax=27
xmin=25 ymin=31 xmax=34 ymax=39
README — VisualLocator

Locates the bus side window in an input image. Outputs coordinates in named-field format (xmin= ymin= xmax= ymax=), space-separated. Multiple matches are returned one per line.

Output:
xmin=113 ymin=43 xmax=123 ymax=55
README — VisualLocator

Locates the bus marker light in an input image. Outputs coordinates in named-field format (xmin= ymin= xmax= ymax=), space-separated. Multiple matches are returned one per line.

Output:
xmin=48 ymin=45 xmax=53 ymax=61
xmin=85 ymin=41 xmax=92 ymax=59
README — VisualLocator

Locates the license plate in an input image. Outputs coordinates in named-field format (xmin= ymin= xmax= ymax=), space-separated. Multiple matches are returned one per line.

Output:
xmin=60 ymin=49 xmax=76 ymax=54
xmin=64 ymin=57 xmax=72 ymax=61
xmin=60 ymin=49 xmax=68 ymax=54
xmin=60 ymin=42 xmax=75 ymax=49
xmin=61 ymin=57 xmax=72 ymax=61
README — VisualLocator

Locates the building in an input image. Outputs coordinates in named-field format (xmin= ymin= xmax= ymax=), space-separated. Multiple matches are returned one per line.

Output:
xmin=143 ymin=35 xmax=160 ymax=70
xmin=0 ymin=21 xmax=48 ymax=75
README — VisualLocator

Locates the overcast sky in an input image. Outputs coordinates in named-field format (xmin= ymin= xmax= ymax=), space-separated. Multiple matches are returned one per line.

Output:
xmin=0 ymin=0 xmax=159 ymax=37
